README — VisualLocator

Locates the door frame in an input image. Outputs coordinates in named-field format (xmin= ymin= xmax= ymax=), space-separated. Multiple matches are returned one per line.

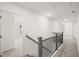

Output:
xmin=0 ymin=10 xmax=16 ymax=56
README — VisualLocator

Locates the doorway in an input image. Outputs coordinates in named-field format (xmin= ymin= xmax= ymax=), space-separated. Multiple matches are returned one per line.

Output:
xmin=63 ymin=21 xmax=73 ymax=40
xmin=0 ymin=10 xmax=15 ymax=56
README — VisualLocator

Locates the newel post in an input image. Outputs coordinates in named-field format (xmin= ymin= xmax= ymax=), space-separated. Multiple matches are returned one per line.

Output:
xmin=38 ymin=37 xmax=43 ymax=57
xmin=0 ymin=55 xmax=2 ymax=57
xmin=62 ymin=32 xmax=63 ymax=43
xmin=55 ymin=33 xmax=58 ymax=50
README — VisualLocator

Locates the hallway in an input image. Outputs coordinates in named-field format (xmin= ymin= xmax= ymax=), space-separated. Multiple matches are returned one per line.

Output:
xmin=0 ymin=2 xmax=79 ymax=57
xmin=54 ymin=39 xmax=78 ymax=57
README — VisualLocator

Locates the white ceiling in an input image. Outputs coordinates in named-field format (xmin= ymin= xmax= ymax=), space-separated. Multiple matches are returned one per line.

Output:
xmin=13 ymin=2 xmax=79 ymax=21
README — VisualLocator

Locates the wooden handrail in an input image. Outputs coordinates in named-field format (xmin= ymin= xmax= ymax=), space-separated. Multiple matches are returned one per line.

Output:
xmin=25 ymin=35 xmax=51 ymax=53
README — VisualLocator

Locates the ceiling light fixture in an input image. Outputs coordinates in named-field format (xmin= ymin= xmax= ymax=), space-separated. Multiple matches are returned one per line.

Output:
xmin=71 ymin=2 xmax=76 ymax=14
xmin=48 ymin=13 xmax=51 ymax=17
xmin=72 ymin=10 xmax=75 ymax=13
xmin=64 ymin=18 xmax=67 ymax=22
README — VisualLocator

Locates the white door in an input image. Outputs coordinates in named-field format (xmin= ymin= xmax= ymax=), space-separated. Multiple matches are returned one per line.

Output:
xmin=0 ymin=11 xmax=15 ymax=54
xmin=63 ymin=22 xmax=73 ymax=40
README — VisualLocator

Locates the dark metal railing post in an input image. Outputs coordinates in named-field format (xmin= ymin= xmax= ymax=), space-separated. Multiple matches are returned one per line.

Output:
xmin=62 ymin=32 xmax=63 ymax=43
xmin=38 ymin=37 xmax=43 ymax=57
xmin=55 ymin=33 xmax=58 ymax=50
xmin=0 ymin=55 xmax=2 ymax=57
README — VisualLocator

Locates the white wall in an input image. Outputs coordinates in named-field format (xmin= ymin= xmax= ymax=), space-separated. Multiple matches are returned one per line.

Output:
xmin=76 ymin=14 xmax=79 ymax=56
xmin=74 ymin=23 xmax=77 ymax=40
xmin=0 ymin=2 xmax=62 ymax=56
xmin=0 ymin=12 xmax=1 ymax=55
xmin=72 ymin=13 xmax=79 ymax=56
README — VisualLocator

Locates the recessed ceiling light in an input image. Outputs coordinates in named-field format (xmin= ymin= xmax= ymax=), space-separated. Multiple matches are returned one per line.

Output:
xmin=64 ymin=19 xmax=67 ymax=22
xmin=48 ymin=13 xmax=51 ymax=17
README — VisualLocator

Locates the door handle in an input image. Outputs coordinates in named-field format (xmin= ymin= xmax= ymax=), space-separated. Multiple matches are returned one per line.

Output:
xmin=0 ymin=35 xmax=2 ymax=38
